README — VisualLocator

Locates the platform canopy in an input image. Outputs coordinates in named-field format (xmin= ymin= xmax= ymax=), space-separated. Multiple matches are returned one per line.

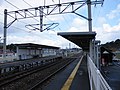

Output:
xmin=58 ymin=32 xmax=96 ymax=51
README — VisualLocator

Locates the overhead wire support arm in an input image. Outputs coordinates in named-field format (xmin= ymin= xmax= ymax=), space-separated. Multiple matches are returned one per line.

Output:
xmin=7 ymin=18 xmax=17 ymax=28
xmin=7 ymin=1 xmax=87 ymax=19
xmin=74 ymin=12 xmax=88 ymax=20
xmin=73 ymin=0 xmax=87 ymax=12
xmin=7 ymin=0 xmax=104 ymax=20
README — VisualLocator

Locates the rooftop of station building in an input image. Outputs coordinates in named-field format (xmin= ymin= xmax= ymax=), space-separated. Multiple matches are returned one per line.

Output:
xmin=14 ymin=43 xmax=60 ymax=49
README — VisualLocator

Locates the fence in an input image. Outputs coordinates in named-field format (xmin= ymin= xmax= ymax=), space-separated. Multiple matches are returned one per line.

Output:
xmin=87 ymin=55 xmax=112 ymax=90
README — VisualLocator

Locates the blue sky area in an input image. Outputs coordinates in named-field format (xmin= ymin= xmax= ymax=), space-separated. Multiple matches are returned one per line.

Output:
xmin=0 ymin=0 xmax=120 ymax=48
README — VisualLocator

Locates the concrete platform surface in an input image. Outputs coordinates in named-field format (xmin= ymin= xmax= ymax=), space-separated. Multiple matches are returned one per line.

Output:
xmin=42 ymin=55 xmax=90 ymax=90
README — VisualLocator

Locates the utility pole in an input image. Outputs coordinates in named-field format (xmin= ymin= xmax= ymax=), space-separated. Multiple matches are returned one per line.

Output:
xmin=3 ymin=9 xmax=7 ymax=61
xmin=39 ymin=6 xmax=43 ymax=32
xmin=87 ymin=0 xmax=93 ymax=59
xmin=87 ymin=0 xmax=92 ymax=32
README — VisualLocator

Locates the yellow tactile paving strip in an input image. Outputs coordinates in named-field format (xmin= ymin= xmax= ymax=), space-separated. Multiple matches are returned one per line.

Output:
xmin=61 ymin=55 xmax=84 ymax=90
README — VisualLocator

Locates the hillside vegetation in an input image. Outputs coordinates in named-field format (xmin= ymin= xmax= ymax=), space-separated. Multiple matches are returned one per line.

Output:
xmin=102 ymin=39 xmax=120 ymax=52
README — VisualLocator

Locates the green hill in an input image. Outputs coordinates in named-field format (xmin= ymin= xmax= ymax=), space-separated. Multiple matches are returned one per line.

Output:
xmin=102 ymin=39 xmax=120 ymax=52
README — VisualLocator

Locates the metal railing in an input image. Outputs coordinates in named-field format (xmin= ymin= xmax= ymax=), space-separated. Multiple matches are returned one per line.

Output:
xmin=87 ymin=55 xmax=112 ymax=90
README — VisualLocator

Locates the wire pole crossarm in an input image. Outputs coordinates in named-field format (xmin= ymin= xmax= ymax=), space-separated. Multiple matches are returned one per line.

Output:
xmin=7 ymin=1 xmax=87 ymax=19
xmin=7 ymin=1 xmax=104 ymax=20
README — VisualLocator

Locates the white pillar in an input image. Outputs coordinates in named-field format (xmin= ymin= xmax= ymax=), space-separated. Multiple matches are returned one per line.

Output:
xmin=87 ymin=0 xmax=92 ymax=32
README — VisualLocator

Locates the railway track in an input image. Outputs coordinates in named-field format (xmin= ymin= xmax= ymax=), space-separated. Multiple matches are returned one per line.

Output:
xmin=29 ymin=58 xmax=74 ymax=90
xmin=0 ymin=60 xmax=58 ymax=86
xmin=0 ymin=55 xmax=79 ymax=90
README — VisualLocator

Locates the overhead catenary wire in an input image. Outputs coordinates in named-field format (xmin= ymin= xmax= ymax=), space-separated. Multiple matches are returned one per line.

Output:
xmin=4 ymin=0 xmax=19 ymax=9
xmin=22 ymin=0 xmax=62 ymax=31
xmin=0 ymin=2 xmax=49 ymax=40
xmin=3 ymin=0 xmax=41 ymax=32
xmin=2 ymin=0 xmax=60 ymax=41
xmin=0 ymin=21 xmax=56 ymax=41
xmin=22 ymin=0 xmax=33 ymax=7
xmin=22 ymin=0 xmax=55 ymax=23
xmin=1 ymin=11 xmax=58 ymax=42
xmin=3 ymin=0 xmax=76 ymax=40
xmin=4 ymin=0 xmax=39 ymax=22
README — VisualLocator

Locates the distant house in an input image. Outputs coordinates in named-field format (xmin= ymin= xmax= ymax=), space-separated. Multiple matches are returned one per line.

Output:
xmin=101 ymin=47 xmax=115 ymax=66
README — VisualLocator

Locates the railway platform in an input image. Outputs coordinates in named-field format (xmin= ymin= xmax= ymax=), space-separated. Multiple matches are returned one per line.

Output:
xmin=42 ymin=55 xmax=90 ymax=90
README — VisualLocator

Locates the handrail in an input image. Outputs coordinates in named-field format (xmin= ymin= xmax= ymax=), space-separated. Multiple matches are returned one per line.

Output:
xmin=87 ymin=55 xmax=112 ymax=90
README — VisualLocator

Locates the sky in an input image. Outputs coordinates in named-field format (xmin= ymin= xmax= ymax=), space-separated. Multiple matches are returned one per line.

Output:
xmin=0 ymin=0 xmax=120 ymax=49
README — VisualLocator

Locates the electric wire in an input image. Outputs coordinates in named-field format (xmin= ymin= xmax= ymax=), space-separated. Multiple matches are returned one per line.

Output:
xmin=2 ymin=0 xmax=56 ymax=34
xmin=3 ymin=0 xmax=74 ymax=41
xmin=22 ymin=0 xmax=74 ymax=33
xmin=22 ymin=0 xmax=33 ymax=7
xmin=4 ymin=0 xmax=19 ymax=9
xmin=22 ymin=0 xmax=59 ymax=32
xmin=0 ymin=21 xmax=55 ymax=40
xmin=0 ymin=21 xmax=30 ymax=33
xmin=3 ymin=0 xmax=40 ymax=32
xmin=4 ymin=0 xmax=39 ymax=22
xmin=22 ymin=0 xmax=54 ymax=23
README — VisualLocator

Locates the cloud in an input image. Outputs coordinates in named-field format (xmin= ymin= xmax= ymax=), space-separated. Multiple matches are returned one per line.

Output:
xmin=73 ymin=18 xmax=86 ymax=26
xmin=67 ymin=18 xmax=88 ymax=32
xmin=106 ymin=4 xmax=120 ymax=19
xmin=6 ymin=31 xmax=74 ymax=48
xmin=65 ymin=16 xmax=120 ymax=44
xmin=45 ymin=15 xmax=64 ymax=23
xmin=95 ymin=17 xmax=107 ymax=26
xmin=103 ymin=23 xmax=120 ymax=33
xmin=93 ymin=21 xmax=120 ymax=44
xmin=68 ymin=27 xmax=80 ymax=32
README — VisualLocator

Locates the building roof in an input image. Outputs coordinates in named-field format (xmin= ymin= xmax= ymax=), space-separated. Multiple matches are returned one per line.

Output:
xmin=15 ymin=43 xmax=59 ymax=49
xmin=58 ymin=32 xmax=96 ymax=51
xmin=101 ymin=47 xmax=115 ymax=56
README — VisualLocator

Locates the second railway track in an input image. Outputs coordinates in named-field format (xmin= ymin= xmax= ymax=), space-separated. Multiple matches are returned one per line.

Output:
xmin=0 ymin=54 xmax=81 ymax=90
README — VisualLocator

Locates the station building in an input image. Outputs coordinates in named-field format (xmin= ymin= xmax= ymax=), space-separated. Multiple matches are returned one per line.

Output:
xmin=15 ymin=43 xmax=60 ymax=60
xmin=0 ymin=43 xmax=60 ymax=62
